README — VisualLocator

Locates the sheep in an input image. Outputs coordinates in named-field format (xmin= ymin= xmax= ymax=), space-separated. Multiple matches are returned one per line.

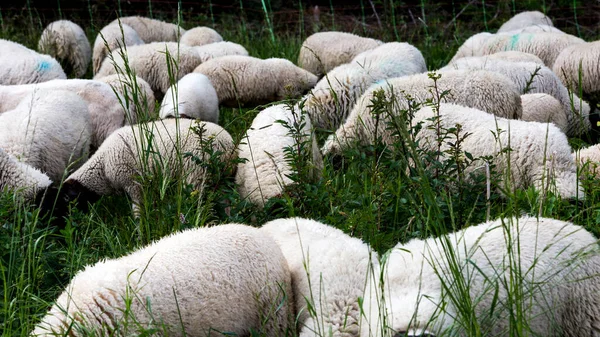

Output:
xmin=303 ymin=42 xmax=427 ymax=131
xmin=92 ymin=23 xmax=144 ymax=74
xmin=521 ymin=93 xmax=567 ymax=131
xmin=574 ymin=144 xmax=600 ymax=179
xmin=439 ymin=57 xmax=590 ymax=136
xmin=553 ymin=41 xmax=600 ymax=105
xmin=450 ymin=32 xmax=494 ymax=62
xmin=193 ymin=41 xmax=249 ymax=63
xmin=31 ymin=224 xmax=293 ymax=337
xmin=322 ymin=70 xmax=523 ymax=155
xmin=180 ymin=26 xmax=223 ymax=46
xmin=0 ymin=89 xmax=91 ymax=183
xmin=193 ymin=55 xmax=318 ymax=107
xmin=63 ymin=119 xmax=236 ymax=215
xmin=0 ymin=79 xmax=147 ymax=149
xmin=504 ymin=24 xmax=564 ymax=34
xmin=472 ymin=51 xmax=545 ymax=65
xmin=0 ymin=39 xmax=66 ymax=84
xmin=235 ymin=104 xmax=322 ymax=208
xmin=361 ymin=216 xmax=600 ymax=337
xmin=260 ymin=217 xmax=378 ymax=337
xmin=108 ymin=16 xmax=185 ymax=43
xmin=298 ymin=31 xmax=383 ymax=77
xmin=497 ymin=10 xmax=554 ymax=33
xmin=95 ymin=42 xmax=202 ymax=99
xmin=412 ymin=104 xmax=583 ymax=199
xmin=159 ymin=73 xmax=219 ymax=122
xmin=96 ymin=73 xmax=156 ymax=119
xmin=0 ymin=147 xmax=52 ymax=200
xmin=38 ymin=20 xmax=92 ymax=78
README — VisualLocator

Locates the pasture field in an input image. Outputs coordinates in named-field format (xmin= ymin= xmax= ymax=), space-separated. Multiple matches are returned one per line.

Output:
xmin=1 ymin=0 xmax=600 ymax=335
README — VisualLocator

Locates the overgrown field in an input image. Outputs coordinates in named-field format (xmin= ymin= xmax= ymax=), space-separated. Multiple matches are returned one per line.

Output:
xmin=1 ymin=1 xmax=600 ymax=336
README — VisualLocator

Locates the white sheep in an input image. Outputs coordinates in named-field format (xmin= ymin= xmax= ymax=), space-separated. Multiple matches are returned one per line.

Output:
xmin=473 ymin=50 xmax=545 ymax=65
xmin=362 ymin=216 xmax=600 ymax=337
xmin=193 ymin=41 xmax=249 ymax=62
xmin=0 ymin=79 xmax=147 ymax=149
xmin=38 ymin=20 xmax=91 ymax=78
xmin=497 ymin=10 xmax=554 ymax=33
xmin=95 ymin=41 xmax=202 ymax=99
xmin=0 ymin=147 xmax=52 ymax=200
xmin=553 ymin=41 xmax=600 ymax=99
xmin=0 ymin=89 xmax=91 ymax=182
xmin=521 ymin=93 xmax=567 ymax=131
xmin=450 ymin=32 xmax=494 ymax=62
xmin=322 ymin=70 xmax=523 ymax=155
xmin=180 ymin=26 xmax=223 ymax=46
xmin=303 ymin=42 xmax=427 ymax=131
xmin=504 ymin=24 xmax=564 ymax=34
xmin=92 ymin=23 xmax=144 ymax=74
xmin=440 ymin=57 xmax=590 ymax=136
xmin=159 ymin=73 xmax=219 ymax=122
xmin=31 ymin=224 xmax=293 ymax=337
xmin=574 ymin=144 xmax=600 ymax=179
xmin=236 ymin=104 xmax=322 ymax=208
xmin=193 ymin=55 xmax=318 ymax=106
xmin=96 ymin=73 xmax=156 ymax=119
xmin=412 ymin=104 xmax=582 ymax=198
xmin=298 ymin=32 xmax=383 ymax=78
xmin=260 ymin=217 xmax=378 ymax=337
xmin=108 ymin=16 xmax=185 ymax=43
xmin=63 ymin=119 xmax=236 ymax=214
xmin=0 ymin=39 xmax=66 ymax=84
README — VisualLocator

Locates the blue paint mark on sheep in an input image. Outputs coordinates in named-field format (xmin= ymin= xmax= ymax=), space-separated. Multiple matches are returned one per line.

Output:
xmin=508 ymin=34 xmax=520 ymax=50
xmin=37 ymin=60 xmax=52 ymax=72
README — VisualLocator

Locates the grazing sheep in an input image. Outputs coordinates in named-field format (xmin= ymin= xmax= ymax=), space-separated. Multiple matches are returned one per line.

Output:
xmin=0 ymin=39 xmax=66 ymax=84
xmin=472 ymin=51 xmax=545 ymax=65
xmin=553 ymin=41 xmax=600 ymax=101
xmin=0 ymin=89 xmax=91 ymax=182
xmin=504 ymin=24 xmax=564 ymax=34
xmin=193 ymin=41 xmax=249 ymax=63
xmin=92 ymin=23 xmax=144 ymax=74
xmin=413 ymin=104 xmax=582 ymax=198
xmin=298 ymin=31 xmax=383 ymax=77
xmin=450 ymin=32 xmax=494 ymax=62
xmin=521 ymin=93 xmax=567 ymax=131
xmin=236 ymin=104 xmax=322 ymax=207
xmin=96 ymin=73 xmax=156 ymax=120
xmin=440 ymin=57 xmax=590 ymax=135
xmin=31 ymin=224 xmax=293 ymax=337
xmin=194 ymin=55 xmax=318 ymax=106
xmin=303 ymin=42 xmax=427 ymax=131
xmin=0 ymin=79 xmax=147 ymax=149
xmin=261 ymin=217 xmax=378 ymax=337
xmin=322 ymin=70 xmax=523 ymax=155
xmin=38 ymin=20 xmax=91 ymax=78
xmin=63 ymin=119 xmax=236 ymax=214
xmin=159 ymin=73 xmax=219 ymax=122
xmin=108 ymin=16 xmax=185 ymax=43
xmin=362 ymin=216 xmax=600 ymax=337
xmin=575 ymin=144 xmax=600 ymax=179
xmin=497 ymin=10 xmax=554 ymax=33
xmin=95 ymin=42 xmax=202 ymax=99
xmin=180 ymin=26 xmax=223 ymax=46
xmin=0 ymin=148 xmax=52 ymax=200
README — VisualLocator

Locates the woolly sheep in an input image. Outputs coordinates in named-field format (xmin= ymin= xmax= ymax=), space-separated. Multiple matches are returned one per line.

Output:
xmin=575 ymin=144 xmax=600 ymax=179
xmin=92 ymin=23 xmax=144 ymax=74
xmin=96 ymin=73 xmax=156 ymax=117
xmin=440 ymin=57 xmax=590 ymax=135
xmin=322 ymin=70 xmax=523 ymax=155
xmin=450 ymin=32 xmax=494 ymax=62
xmin=298 ymin=31 xmax=383 ymax=77
xmin=31 ymin=224 xmax=293 ymax=337
xmin=108 ymin=16 xmax=185 ymax=43
xmin=260 ymin=217 xmax=378 ymax=337
xmin=38 ymin=20 xmax=91 ymax=78
xmin=361 ymin=216 xmax=600 ymax=336
xmin=0 ymin=89 xmax=91 ymax=182
xmin=474 ymin=51 xmax=545 ymax=65
xmin=521 ymin=93 xmax=567 ymax=131
xmin=0 ymin=147 xmax=52 ymax=200
xmin=413 ymin=104 xmax=582 ymax=198
xmin=159 ymin=73 xmax=219 ymax=122
xmin=497 ymin=10 xmax=554 ymax=33
xmin=0 ymin=79 xmax=146 ymax=149
xmin=236 ymin=104 xmax=322 ymax=207
xmin=0 ymin=39 xmax=66 ymax=84
xmin=303 ymin=42 xmax=427 ymax=131
xmin=180 ymin=26 xmax=223 ymax=46
xmin=63 ymin=119 xmax=236 ymax=214
xmin=504 ymin=24 xmax=564 ymax=34
xmin=553 ymin=41 xmax=600 ymax=100
xmin=95 ymin=42 xmax=202 ymax=99
xmin=194 ymin=55 xmax=318 ymax=106
xmin=193 ymin=41 xmax=249 ymax=63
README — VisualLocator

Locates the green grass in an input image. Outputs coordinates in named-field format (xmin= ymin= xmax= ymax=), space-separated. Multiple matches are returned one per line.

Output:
xmin=1 ymin=1 xmax=600 ymax=336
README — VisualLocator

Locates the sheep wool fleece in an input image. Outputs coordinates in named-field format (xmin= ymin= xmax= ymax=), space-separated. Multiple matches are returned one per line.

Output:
xmin=31 ymin=224 xmax=293 ymax=337
xmin=38 ymin=20 xmax=92 ymax=78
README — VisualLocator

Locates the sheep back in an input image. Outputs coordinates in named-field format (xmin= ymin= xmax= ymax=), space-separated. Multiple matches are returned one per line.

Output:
xmin=38 ymin=20 xmax=92 ymax=78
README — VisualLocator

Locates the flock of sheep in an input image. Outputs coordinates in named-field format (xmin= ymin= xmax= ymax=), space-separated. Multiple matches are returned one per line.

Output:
xmin=0 ymin=9 xmax=600 ymax=337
